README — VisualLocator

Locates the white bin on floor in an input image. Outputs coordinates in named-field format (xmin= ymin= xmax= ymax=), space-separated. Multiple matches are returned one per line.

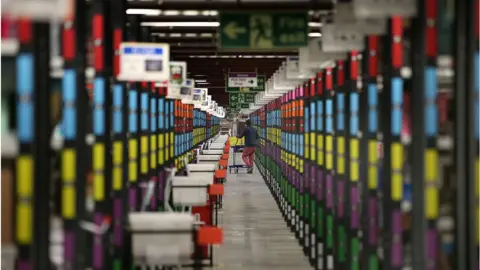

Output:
xmin=187 ymin=163 xmax=216 ymax=172
xmin=129 ymin=212 xmax=194 ymax=265
xmin=209 ymin=143 xmax=225 ymax=149
xmin=196 ymin=154 xmax=221 ymax=162
xmin=202 ymin=149 xmax=223 ymax=155
xmin=172 ymin=173 xmax=214 ymax=206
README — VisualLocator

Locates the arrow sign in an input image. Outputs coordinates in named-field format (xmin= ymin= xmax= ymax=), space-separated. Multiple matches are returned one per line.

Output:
xmin=228 ymin=72 xmax=258 ymax=88
xmin=224 ymin=22 xmax=247 ymax=39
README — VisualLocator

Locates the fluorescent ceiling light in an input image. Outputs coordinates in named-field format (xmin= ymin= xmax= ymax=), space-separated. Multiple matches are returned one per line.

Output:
xmin=202 ymin=10 xmax=218 ymax=16
xmin=183 ymin=10 xmax=199 ymax=16
xmin=308 ymin=22 xmax=323 ymax=27
xmin=169 ymin=33 xmax=182 ymax=37
xmin=199 ymin=33 xmax=214 ymax=37
xmin=184 ymin=33 xmax=197 ymax=37
xmin=126 ymin=9 xmax=161 ymax=16
xmin=163 ymin=10 xmax=180 ymax=16
xmin=155 ymin=33 xmax=166 ymax=37
xmin=193 ymin=74 xmax=207 ymax=76
xmin=141 ymin=22 xmax=220 ymax=27
xmin=308 ymin=32 xmax=322 ymax=37
xmin=196 ymin=82 xmax=209 ymax=85
xmin=195 ymin=80 xmax=207 ymax=83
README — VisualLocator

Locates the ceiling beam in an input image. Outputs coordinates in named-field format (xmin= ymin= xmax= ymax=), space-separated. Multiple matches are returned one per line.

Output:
xmin=127 ymin=1 xmax=334 ymax=11
xmin=140 ymin=15 xmax=321 ymax=23
xmin=183 ymin=58 xmax=284 ymax=65
xmin=171 ymin=48 xmax=297 ymax=54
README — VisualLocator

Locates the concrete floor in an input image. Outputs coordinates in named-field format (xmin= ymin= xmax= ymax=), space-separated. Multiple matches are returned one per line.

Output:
xmin=213 ymin=158 xmax=312 ymax=270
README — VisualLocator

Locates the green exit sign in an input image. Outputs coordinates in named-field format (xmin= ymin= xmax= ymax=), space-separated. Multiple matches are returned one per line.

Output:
xmin=219 ymin=11 xmax=308 ymax=50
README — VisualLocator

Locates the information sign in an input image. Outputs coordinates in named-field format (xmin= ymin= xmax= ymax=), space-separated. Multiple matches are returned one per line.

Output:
xmin=117 ymin=42 xmax=170 ymax=82
xmin=169 ymin=61 xmax=187 ymax=86
xmin=229 ymin=93 xmax=256 ymax=104
xmin=226 ymin=75 xmax=265 ymax=92
xmin=166 ymin=79 xmax=194 ymax=100
xmin=228 ymin=72 xmax=258 ymax=88
xmin=219 ymin=12 xmax=308 ymax=50
xmin=3 ymin=0 xmax=74 ymax=21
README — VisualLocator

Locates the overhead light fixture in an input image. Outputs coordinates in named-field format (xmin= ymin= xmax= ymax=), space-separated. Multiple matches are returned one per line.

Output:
xmin=141 ymin=22 xmax=220 ymax=27
xmin=126 ymin=9 xmax=161 ymax=16
xmin=196 ymin=82 xmax=209 ymax=85
xmin=184 ymin=33 xmax=197 ymax=37
xmin=169 ymin=33 xmax=182 ymax=37
xmin=202 ymin=10 xmax=218 ymax=16
xmin=193 ymin=74 xmax=207 ymax=76
xmin=195 ymin=80 xmax=207 ymax=83
xmin=163 ymin=10 xmax=180 ymax=16
xmin=308 ymin=32 xmax=322 ymax=37
xmin=199 ymin=33 xmax=214 ymax=37
xmin=308 ymin=22 xmax=323 ymax=27
xmin=154 ymin=33 xmax=166 ymax=37
xmin=183 ymin=10 xmax=200 ymax=16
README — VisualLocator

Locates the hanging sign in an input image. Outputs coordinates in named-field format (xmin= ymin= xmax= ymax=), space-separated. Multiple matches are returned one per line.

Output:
xmin=117 ymin=42 xmax=170 ymax=82
xmin=201 ymin=95 xmax=211 ymax=111
xmin=169 ymin=61 xmax=187 ymax=86
xmin=187 ymin=88 xmax=204 ymax=105
xmin=299 ymin=39 xmax=346 ymax=71
xmin=228 ymin=72 xmax=258 ymax=88
xmin=321 ymin=24 xmax=365 ymax=52
xmin=353 ymin=0 xmax=417 ymax=19
xmin=166 ymin=78 xmax=194 ymax=100
xmin=193 ymin=88 xmax=208 ymax=108
xmin=3 ymin=0 xmax=74 ymax=21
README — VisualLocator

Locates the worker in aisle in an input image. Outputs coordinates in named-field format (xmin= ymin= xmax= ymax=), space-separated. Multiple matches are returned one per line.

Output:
xmin=236 ymin=119 xmax=259 ymax=174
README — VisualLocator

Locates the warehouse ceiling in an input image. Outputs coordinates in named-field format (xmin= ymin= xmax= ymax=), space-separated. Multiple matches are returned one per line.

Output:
xmin=126 ymin=0 xmax=334 ymax=105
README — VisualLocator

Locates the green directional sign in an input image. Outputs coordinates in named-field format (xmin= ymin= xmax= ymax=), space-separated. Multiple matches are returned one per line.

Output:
xmin=229 ymin=93 xmax=256 ymax=104
xmin=220 ymin=12 xmax=308 ymax=50
xmin=226 ymin=75 xmax=265 ymax=92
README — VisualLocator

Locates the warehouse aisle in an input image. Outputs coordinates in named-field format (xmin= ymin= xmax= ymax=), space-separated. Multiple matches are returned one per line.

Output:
xmin=214 ymin=161 xmax=312 ymax=270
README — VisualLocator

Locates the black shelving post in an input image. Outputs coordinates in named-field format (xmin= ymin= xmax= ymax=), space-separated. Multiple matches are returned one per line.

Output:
xmin=453 ymin=0 xmax=469 ymax=268
xmin=410 ymin=0 xmax=427 ymax=269
xmin=33 ymin=21 xmax=51 ymax=270
xmin=464 ymin=0 xmax=478 ymax=268
xmin=111 ymin=0 xmax=127 ymax=266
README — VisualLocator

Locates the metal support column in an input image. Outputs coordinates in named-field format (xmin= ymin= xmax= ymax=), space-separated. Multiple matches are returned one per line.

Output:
xmin=33 ymin=21 xmax=52 ymax=270
xmin=465 ymin=0 xmax=478 ymax=268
